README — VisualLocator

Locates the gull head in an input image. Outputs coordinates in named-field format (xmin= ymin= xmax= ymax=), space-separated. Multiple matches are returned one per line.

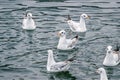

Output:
xmin=81 ymin=13 xmax=90 ymax=19
xmin=96 ymin=67 xmax=106 ymax=74
xmin=48 ymin=50 xmax=53 ymax=54
xmin=47 ymin=49 xmax=55 ymax=71
xmin=106 ymin=46 xmax=112 ymax=53
xmin=107 ymin=46 xmax=112 ymax=51
xmin=58 ymin=30 xmax=66 ymax=37
xmin=26 ymin=12 xmax=33 ymax=18
xmin=47 ymin=50 xmax=54 ymax=61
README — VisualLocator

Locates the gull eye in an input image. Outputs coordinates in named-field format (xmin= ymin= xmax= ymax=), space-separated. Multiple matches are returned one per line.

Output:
xmin=83 ymin=15 xmax=86 ymax=17
xmin=62 ymin=31 xmax=65 ymax=34
xmin=100 ymin=71 xmax=102 ymax=73
xmin=108 ymin=51 xmax=111 ymax=53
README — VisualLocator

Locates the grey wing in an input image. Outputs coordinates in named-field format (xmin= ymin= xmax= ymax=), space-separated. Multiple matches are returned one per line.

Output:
xmin=31 ymin=19 xmax=36 ymax=26
xmin=67 ymin=40 xmax=74 ymax=48
xmin=117 ymin=51 xmax=120 ymax=62
xmin=50 ymin=62 xmax=68 ymax=71
xmin=67 ymin=36 xmax=78 ymax=48
xmin=68 ymin=20 xmax=79 ymax=31
xmin=113 ymin=51 xmax=120 ymax=62
xmin=22 ymin=18 xmax=27 ymax=27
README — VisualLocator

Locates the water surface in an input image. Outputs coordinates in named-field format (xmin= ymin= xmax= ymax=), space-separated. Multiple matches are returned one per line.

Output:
xmin=0 ymin=0 xmax=120 ymax=80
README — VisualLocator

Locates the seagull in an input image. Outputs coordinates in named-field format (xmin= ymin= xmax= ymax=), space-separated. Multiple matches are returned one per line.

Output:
xmin=57 ymin=30 xmax=78 ymax=50
xmin=67 ymin=13 xmax=90 ymax=32
xmin=103 ymin=45 xmax=120 ymax=66
xmin=47 ymin=50 xmax=74 ymax=72
xmin=22 ymin=12 xmax=36 ymax=30
xmin=96 ymin=67 xmax=108 ymax=80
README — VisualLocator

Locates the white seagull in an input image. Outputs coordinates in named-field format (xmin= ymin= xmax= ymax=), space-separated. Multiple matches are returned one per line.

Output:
xmin=96 ymin=67 xmax=108 ymax=80
xmin=47 ymin=50 xmax=74 ymax=72
xmin=103 ymin=45 xmax=120 ymax=66
xmin=67 ymin=13 xmax=90 ymax=32
xmin=22 ymin=12 xmax=36 ymax=30
xmin=57 ymin=30 xmax=78 ymax=50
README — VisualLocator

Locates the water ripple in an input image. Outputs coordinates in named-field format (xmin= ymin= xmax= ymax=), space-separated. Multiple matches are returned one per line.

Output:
xmin=0 ymin=0 xmax=120 ymax=80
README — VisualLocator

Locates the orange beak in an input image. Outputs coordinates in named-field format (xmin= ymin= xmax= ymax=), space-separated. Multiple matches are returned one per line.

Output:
xmin=57 ymin=32 xmax=61 ymax=37
xmin=87 ymin=15 xmax=90 ymax=19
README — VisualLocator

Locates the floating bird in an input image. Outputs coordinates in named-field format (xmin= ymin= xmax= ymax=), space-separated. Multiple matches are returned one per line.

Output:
xmin=103 ymin=45 xmax=120 ymax=66
xmin=96 ymin=67 xmax=108 ymax=80
xmin=22 ymin=12 xmax=36 ymax=30
xmin=67 ymin=13 xmax=90 ymax=32
xmin=57 ymin=30 xmax=78 ymax=50
xmin=47 ymin=50 xmax=74 ymax=72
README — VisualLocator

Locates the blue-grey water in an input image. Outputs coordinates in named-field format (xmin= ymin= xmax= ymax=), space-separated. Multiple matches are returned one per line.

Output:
xmin=0 ymin=0 xmax=120 ymax=80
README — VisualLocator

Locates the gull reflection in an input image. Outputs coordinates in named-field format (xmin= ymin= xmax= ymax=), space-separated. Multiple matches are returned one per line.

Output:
xmin=47 ymin=71 xmax=76 ymax=80
xmin=35 ymin=0 xmax=65 ymax=2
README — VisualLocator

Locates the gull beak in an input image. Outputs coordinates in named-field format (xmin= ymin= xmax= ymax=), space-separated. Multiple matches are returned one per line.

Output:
xmin=96 ymin=70 xmax=101 ymax=74
xmin=96 ymin=70 xmax=99 ymax=73
xmin=87 ymin=15 xmax=90 ymax=19
xmin=57 ymin=32 xmax=61 ymax=37
xmin=64 ymin=19 xmax=68 ymax=22
xmin=64 ymin=15 xmax=71 ymax=22
xmin=105 ymin=48 xmax=107 ymax=51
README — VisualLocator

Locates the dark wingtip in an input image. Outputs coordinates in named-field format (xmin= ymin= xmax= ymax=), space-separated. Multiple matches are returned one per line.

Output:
xmin=67 ymin=55 xmax=76 ymax=62
xmin=74 ymin=35 xmax=78 ymax=39
xmin=25 ymin=11 xmax=31 ymax=17
xmin=67 ymin=58 xmax=74 ymax=62
xmin=67 ymin=15 xmax=71 ymax=20
xmin=25 ymin=11 xmax=29 ymax=17
xmin=114 ymin=44 xmax=119 ymax=51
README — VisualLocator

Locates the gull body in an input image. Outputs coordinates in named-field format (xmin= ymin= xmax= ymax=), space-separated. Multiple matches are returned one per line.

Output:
xmin=47 ymin=50 xmax=73 ymax=72
xmin=96 ymin=67 xmax=108 ymax=80
xmin=103 ymin=45 xmax=120 ymax=66
xmin=57 ymin=30 xmax=78 ymax=50
xmin=67 ymin=13 xmax=90 ymax=32
xmin=22 ymin=12 xmax=36 ymax=30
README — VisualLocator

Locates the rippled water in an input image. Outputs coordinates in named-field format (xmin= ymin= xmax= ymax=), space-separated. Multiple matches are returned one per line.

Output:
xmin=0 ymin=0 xmax=120 ymax=80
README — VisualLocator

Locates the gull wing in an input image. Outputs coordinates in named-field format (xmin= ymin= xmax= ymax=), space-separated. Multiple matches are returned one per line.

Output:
xmin=67 ymin=20 xmax=80 ymax=31
xmin=67 ymin=35 xmax=78 ymax=48
xmin=113 ymin=51 xmax=120 ymax=63
xmin=50 ymin=62 xmax=69 ymax=71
